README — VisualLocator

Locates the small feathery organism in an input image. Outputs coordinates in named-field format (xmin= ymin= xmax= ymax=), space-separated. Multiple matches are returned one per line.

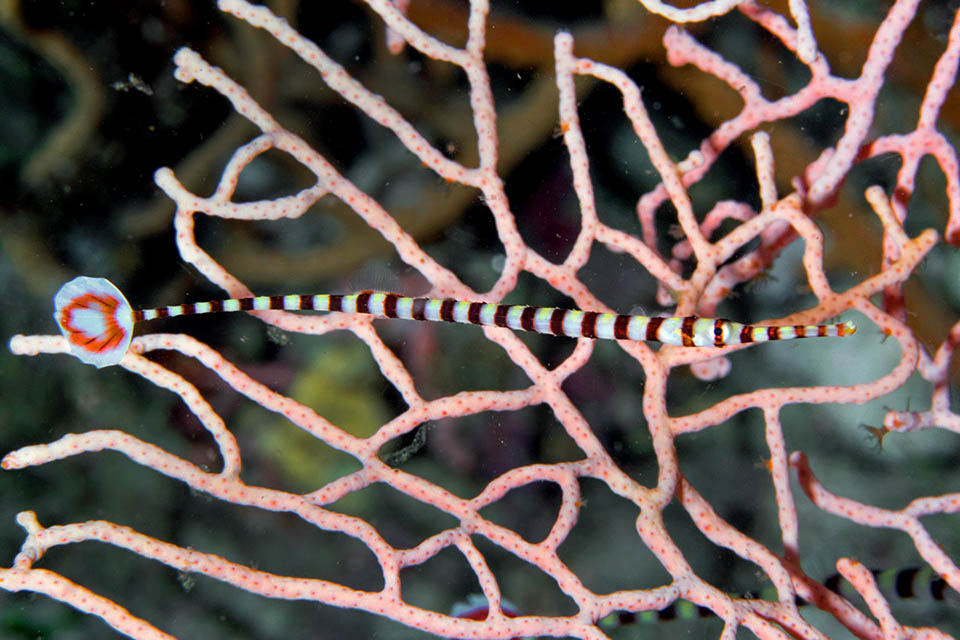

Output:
xmin=53 ymin=276 xmax=857 ymax=368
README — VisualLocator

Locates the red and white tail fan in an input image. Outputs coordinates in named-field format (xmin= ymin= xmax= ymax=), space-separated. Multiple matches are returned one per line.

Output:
xmin=54 ymin=277 xmax=136 ymax=368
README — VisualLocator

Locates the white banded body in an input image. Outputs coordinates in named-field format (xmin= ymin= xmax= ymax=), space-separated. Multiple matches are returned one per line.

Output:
xmin=599 ymin=566 xmax=957 ymax=628
xmin=53 ymin=276 xmax=857 ymax=368
xmin=135 ymin=289 xmax=856 ymax=347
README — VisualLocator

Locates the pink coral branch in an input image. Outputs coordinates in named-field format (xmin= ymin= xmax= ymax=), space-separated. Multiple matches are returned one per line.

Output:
xmin=5 ymin=0 xmax=959 ymax=637
xmin=792 ymin=453 xmax=960 ymax=595
xmin=5 ymin=513 xmax=613 ymax=639
xmin=883 ymin=317 xmax=960 ymax=436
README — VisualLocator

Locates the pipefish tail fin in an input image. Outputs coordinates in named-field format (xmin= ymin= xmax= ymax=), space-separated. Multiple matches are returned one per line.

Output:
xmin=54 ymin=277 xmax=135 ymax=368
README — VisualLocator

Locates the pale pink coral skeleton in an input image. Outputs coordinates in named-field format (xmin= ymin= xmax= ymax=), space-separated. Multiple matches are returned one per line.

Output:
xmin=4 ymin=0 xmax=959 ymax=638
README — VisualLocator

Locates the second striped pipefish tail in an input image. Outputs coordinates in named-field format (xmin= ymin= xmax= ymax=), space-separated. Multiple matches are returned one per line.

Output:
xmin=53 ymin=276 xmax=857 ymax=369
